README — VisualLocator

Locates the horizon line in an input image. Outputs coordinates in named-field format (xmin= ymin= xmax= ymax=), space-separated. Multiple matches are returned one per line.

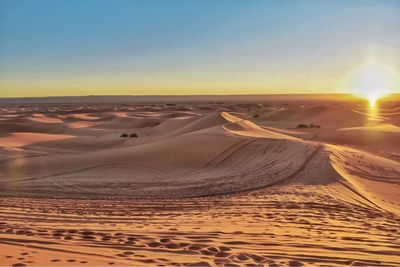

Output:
xmin=0 ymin=92 xmax=386 ymax=99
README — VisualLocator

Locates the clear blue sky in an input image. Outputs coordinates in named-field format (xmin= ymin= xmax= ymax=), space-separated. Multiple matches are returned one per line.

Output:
xmin=0 ymin=0 xmax=399 ymax=96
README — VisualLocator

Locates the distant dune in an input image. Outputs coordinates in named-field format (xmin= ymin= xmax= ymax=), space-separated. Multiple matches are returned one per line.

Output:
xmin=0 ymin=93 xmax=378 ymax=104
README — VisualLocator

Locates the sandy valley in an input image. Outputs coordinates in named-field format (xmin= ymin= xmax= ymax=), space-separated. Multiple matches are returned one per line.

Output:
xmin=0 ymin=95 xmax=399 ymax=266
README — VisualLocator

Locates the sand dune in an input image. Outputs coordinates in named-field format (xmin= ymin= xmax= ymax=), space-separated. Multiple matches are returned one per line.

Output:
xmin=0 ymin=110 xmax=398 ymax=212
xmin=260 ymin=105 xmax=370 ymax=129
xmin=28 ymin=114 xmax=64 ymax=124
xmin=312 ymin=126 xmax=400 ymax=154
xmin=0 ymin=132 xmax=74 ymax=148
xmin=67 ymin=121 xmax=96 ymax=129
xmin=0 ymin=97 xmax=399 ymax=266
xmin=222 ymin=111 xmax=297 ymax=140
xmin=0 ymin=115 xmax=315 ymax=198
xmin=70 ymin=113 xmax=100 ymax=121
xmin=329 ymin=145 xmax=400 ymax=214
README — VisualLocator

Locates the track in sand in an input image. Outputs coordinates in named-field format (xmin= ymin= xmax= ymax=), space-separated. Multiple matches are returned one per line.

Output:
xmin=1 ymin=99 xmax=399 ymax=266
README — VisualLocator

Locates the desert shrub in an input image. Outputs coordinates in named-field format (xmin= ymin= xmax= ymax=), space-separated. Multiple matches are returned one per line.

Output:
xmin=129 ymin=133 xmax=138 ymax=138
xmin=120 ymin=133 xmax=128 ymax=137
xmin=296 ymin=123 xmax=321 ymax=129
xmin=296 ymin=124 xmax=308 ymax=129
xmin=253 ymin=114 xmax=260 ymax=118
xmin=310 ymin=123 xmax=321 ymax=128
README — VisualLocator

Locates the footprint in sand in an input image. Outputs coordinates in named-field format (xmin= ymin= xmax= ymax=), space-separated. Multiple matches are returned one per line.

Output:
xmin=200 ymin=249 xmax=214 ymax=256
xmin=137 ymin=259 xmax=155 ymax=264
xmin=82 ymin=235 xmax=96 ymax=240
xmin=81 ymin=230 xmax=95 ymax=236
xmin=247 ymin=254 xmax=267 ymax=263
xmin=236 ymin=253 xmax=250 ymax=261
xmin=214 ymin=258 xmax=231 ymax=265
xmin=288 ymin=260 xmax=304 ymax=266
xmin=134 ymin=254 xmax=146 ymax=258
xmin=102 ymin=235 xmax=112 ymax=241
xmin=207 ymin=247 xmax=219 ymax=253
xmin=165 ymin=243 xmax=180 ymax=249
xmin=186 ymin=262 xmax=212 ymax=267
xmin=187 ymin=244 xmax=205 ymax=250
xmin=349 ymin=261 xmax=370 ymax=266
xmin=214 ymin=251 xmax=230 ymax=258
xmin=80 ymin=231 xmax=96 ymax=240
xmin=268 ymin=262 xmax=280 ymax=267
xmin=15 ymin=230 xmax=27 ymax=235
xmin=52 ymin=230 xmax=64 ymax=237
xmin=146 ymin=241 xmax=161 ymax=247
xmin=218 ymin=246 xmax=231 ymax=252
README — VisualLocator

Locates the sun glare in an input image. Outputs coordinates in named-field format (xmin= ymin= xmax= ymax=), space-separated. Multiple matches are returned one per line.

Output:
xmin=340 ymin=58 xmax=399 ymax=108
xmin=368 ymin=96 xmax=376 ymax=108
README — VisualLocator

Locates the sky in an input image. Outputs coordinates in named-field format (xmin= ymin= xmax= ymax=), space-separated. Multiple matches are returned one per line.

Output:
xmin=0 ymin=0 xmax=399 ymax=97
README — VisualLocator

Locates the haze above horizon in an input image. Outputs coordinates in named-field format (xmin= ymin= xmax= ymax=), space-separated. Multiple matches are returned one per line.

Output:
xmin=0 ymin=0 xmax=399 ymax=97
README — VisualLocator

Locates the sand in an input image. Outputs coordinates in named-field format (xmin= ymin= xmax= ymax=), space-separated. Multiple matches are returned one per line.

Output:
xmin=0 ymin=95 xmax=399 ymax=266
xmin=0 ymin=132 xmax=74 ymax=148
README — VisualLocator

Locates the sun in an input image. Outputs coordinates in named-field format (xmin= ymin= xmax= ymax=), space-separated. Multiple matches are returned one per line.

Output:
xmin=368 ymin=95 xmax=377 ymax=108
xmin=339 ymin=58 xmax=399 ymax=108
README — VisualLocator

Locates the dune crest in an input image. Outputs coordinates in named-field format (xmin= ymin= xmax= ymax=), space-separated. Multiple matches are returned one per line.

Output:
xmin=221 ymin=111 xmax=296 ymax=140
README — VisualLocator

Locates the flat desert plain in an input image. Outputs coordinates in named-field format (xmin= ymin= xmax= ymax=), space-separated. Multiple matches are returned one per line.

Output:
xmin=0 ymin=95 xmax=399 ymax=266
